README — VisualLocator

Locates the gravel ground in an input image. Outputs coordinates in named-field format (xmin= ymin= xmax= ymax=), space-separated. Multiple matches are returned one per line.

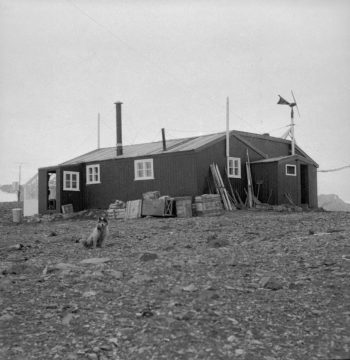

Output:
xmin=0 ymin=202 xmax=349 ymax=360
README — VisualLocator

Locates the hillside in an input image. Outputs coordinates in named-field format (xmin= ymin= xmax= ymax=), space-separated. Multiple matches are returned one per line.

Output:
xmin=318 ymin=194 xmax=350 ymax=212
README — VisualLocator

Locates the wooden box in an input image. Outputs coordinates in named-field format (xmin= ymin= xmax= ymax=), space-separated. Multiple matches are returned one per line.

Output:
xmin=141 ymin=197 xmax=174 ymax=217
xmin=195 ymin=194 xmax=223 ymax=216
xmin=175 ymin=196 xmax=192 ymax=217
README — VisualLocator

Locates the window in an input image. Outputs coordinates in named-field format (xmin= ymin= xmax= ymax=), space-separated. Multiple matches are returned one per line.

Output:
xmin=286 ymin=164 xmax=297 ymax=176
xmin=134 ymin=159 xmax=154 ymax=180
xmin=227 ymin=157 xmax=241 ymax=178
xmin=63 ymin=171 xmax=80 ymax=191
xmin=86 ymin=164 xmax=100 ymax=184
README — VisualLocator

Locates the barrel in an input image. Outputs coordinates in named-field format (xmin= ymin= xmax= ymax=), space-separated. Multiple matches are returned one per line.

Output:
xmin=12 ymin=208 xmax=22 ymax=223
xmin=175 ymin=196 xmax=192 ymax=217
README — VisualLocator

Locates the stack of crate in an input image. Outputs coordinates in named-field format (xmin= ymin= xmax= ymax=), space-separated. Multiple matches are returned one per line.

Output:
xmin=107 ymin=200 xmax=126 ymax=220
xmin=195 ymin=194 xmax=224 ymax=216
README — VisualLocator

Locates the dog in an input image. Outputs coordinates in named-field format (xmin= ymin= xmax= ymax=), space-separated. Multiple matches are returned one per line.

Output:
xmin=82 ymin=216 xmax=109 ymax=248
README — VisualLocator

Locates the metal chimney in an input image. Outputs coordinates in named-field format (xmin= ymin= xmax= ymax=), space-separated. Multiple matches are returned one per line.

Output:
xmin=114 ymin=101 xmax=123 ymax=156
xmin=161 ymin=128 xmax=167 ymax=151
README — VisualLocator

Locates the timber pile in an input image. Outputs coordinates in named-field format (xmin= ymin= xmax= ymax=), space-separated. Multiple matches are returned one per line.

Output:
xmin=209 ymin=163 xmax=235 ymax=211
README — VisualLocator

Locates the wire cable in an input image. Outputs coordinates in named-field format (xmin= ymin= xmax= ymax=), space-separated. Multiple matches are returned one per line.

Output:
xmin=318 ymin=165 xmax=350 ymax=173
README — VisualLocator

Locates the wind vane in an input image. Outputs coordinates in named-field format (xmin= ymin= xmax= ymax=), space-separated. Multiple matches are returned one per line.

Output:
xmin=277 ymin=90 xmax=300 ymax=155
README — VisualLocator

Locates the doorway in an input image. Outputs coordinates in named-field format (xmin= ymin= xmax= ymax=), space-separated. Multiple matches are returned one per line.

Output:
xmin=47 ymin=172 xmax=56 ymax=210
xmin=300 ymin=165 xmax=309 ymax=205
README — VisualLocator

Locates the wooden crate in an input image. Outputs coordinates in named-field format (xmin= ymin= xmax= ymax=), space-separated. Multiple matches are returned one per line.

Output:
xmin=125 ymin=200 xmax=142 ymax=219
xmin=175 ymin=196 xmax=192 ymax=218
xmin=142 ymin=198 xmax=174 ymax=217
xmin=195 ymin=195 xmax=223 ymax=216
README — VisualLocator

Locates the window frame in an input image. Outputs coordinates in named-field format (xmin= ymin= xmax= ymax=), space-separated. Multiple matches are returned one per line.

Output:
xmin=86 ymin=164 xmax=101 ymax=185
xmin=285 ymin=164 xmax=297 ymax=176
xmin=227 ymin=157 xmax=241 ymax=178
xmin=134 ymin=158 xmax=154 ymax=180
xmin=63 ymin=171 xmax=80 ymax=191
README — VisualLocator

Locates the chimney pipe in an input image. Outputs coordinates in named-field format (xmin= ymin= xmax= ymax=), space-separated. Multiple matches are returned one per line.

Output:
xmin=161 ymin=128 xmax=167 ymax=151
xmin=114 ymin=101 xmax=123 ymax=156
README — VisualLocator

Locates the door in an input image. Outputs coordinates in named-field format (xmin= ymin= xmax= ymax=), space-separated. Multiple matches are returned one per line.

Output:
xmin=300 ymin=164 xmax=309 ymax=205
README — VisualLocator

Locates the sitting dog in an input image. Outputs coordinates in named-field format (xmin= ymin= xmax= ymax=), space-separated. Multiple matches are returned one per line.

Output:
xmin=82 ymin=216 xmax=109 ymax=248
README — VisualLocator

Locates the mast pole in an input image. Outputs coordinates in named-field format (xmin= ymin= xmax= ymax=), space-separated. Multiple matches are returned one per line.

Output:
xmin=226 ymin=96 xmax=230 ymax=159
xmin=97 ymin=113 xmax=100 ymax=149
xmin=291 ymin=107 xmax=295 ymax=155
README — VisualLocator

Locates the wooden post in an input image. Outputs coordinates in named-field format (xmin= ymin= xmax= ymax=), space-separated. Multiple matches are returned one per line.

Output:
xmin=97 ymin=113 xmax=100 ymax=149
xmin=291 ymin=107 xmax=295 ymax=155
xmin=226 ymin=97 xmax=230 ymax=159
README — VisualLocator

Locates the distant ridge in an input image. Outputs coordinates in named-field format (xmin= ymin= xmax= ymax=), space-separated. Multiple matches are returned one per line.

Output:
xmin=318 ymin=194 xmax=350 ymax=212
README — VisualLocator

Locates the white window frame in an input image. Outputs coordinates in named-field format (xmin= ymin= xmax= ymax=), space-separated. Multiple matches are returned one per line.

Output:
xmin=134 ymin=158 xmax=154 ymax=180
xmin=285 ymin=164 xmax=297 ymax=176
xmin=63 ymin=171 xmax=80 ymax=191
xmin=86 ymin=164 xmax=101 ymax=184
xmin=227 ymin=157 xmax=241 ymax=178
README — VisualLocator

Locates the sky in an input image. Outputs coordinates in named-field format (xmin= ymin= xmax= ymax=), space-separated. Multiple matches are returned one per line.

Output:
xmin=0 ymin=0 xmax=350 ymax=200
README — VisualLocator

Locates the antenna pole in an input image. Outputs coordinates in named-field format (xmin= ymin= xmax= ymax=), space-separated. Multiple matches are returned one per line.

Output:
xmin=97 ymin=113 xmax=100 ymax=149
xmin=226 ymin=96 xmax=230 ymax=158
xmin=18 ymin=164 xmax=21 ymax=206
xmin=291 ymin=107 xmax=295 ymax=155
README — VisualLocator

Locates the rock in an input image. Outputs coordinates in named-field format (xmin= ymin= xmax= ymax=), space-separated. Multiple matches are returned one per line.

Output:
xmin=80 ymin=258 xmax=111 ymax=265
xmin=86 ymin=353 xmax=98 ymax=360
xmin=108 ymin=338 xmax=119 ymax=347
xmin=182 ymin=284 xmax=198 ymax=292
xmin=260 ymin=276 xmax=283 ymax=291
xmin=0 ymin=313 xmax=14 ymax=321
xmin=82 ymin=290 xmax=97 ymax=297
xmin=108 ymin=269 xmax=123 ymax=279
xmin=66 ymin=353 xmax=78 ymax=360
xmin=227 ymin=335 xmax=239 ymax=342
xmin=139 ymin=252 xmax=158 ymax=262
xmin=100 ymin=344 xmax=113 ymax=351
xmin=62 ymin=313 xmax=74 ymax=325
xmin=130 ymin=274 xmax=153 ymax=283
xmin=207 ymin=236 xmax=229 ymax=248
xmin=235 ymin=349 xmax=245 ymax=356
xmin=52 ymin=263 xmax=80 ymax=272
xmin=8 ymin=244 xmax=24 ymax=251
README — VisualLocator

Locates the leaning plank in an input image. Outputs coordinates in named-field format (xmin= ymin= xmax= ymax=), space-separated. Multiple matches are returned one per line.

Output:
xmin=210 ymin=163 xmax=233 ymax=211
xmin=284 ymin=192 xmax=295 ymax=206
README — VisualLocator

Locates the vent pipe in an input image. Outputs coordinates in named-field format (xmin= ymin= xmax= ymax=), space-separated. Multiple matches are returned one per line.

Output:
xmin=114 ymin=101 xmax=123 ymax=156
xmin=161 ymin=128 xmax=167 ymax=151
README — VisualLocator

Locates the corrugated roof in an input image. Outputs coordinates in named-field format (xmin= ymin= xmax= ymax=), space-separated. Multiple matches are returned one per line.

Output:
xmin=60 ymin=132 xmax=225 ymax=165
xmin=251 ymin=154 xmax=317 ymax=166
xmin=59 ymin=130 xmax=317 ymax=166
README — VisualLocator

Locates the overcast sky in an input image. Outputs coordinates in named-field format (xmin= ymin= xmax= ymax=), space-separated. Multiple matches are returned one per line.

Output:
xmin=1 ymin=0 xmax=349 ymax=200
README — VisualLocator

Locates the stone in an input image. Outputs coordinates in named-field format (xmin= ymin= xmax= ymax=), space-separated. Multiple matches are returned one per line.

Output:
xmin=80 ymin=258 xmax=111 ymax=265
xmin=108 ymin=270 xmax=123 ymax=279
xmin=182 ymin=284 xmax=198 ymax=292
xmin=139 ymin=252 xmax=158 ymax=262
xmin=0 ymin=313 xmax=14 ymax=321
xmin=82 ymin=290 xmax=97 ymax=297
xmin=260 ymin=276 xmax=283 ymax=290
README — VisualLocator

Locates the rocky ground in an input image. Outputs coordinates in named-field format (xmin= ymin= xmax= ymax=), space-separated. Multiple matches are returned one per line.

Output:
xmin=0 ymin=202 xmax=350 ymax=360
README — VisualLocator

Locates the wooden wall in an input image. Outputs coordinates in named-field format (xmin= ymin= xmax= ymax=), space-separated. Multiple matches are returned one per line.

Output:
xmin=83 ymin=151 xmax=198 ymax=209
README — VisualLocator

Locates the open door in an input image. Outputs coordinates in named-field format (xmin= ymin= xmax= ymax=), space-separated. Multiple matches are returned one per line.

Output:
xmin=300 ymin=164 xmax=309 ymax=205
xmin=47 ymin=172 xmax=57 ymax=210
